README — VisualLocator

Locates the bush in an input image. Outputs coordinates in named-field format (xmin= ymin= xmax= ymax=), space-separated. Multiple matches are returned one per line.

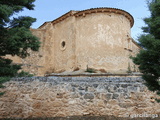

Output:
xmin=85 ymin=67 xmax=96 ymax=73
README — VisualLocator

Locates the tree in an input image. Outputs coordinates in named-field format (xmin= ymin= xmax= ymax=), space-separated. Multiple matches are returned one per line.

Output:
xmin=0 ymin=0 xmax=40 ymax=91
xmin=132 ymin=0 xmax=160 ymax=99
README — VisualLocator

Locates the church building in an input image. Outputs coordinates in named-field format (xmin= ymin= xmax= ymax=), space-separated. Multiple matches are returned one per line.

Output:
xmin=9 ymin=8 xmax=140 ymax=76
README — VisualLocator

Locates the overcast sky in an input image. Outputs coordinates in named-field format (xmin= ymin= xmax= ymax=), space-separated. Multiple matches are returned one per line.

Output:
xmin=19 ymin=0 xmax=150 ymax=40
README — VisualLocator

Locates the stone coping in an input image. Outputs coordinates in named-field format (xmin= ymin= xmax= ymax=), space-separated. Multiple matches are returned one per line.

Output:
xmin=11 ymin=75 xmax=143 ymax=84
xmin=46 ymin=73 xmax=142 ymax=77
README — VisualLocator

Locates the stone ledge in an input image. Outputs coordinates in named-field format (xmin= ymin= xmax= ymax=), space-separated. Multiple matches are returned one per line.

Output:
xmin=11 ymin=76 xmax=144 ymax=84
xmin=47 ymin=73 xmax=142 ymax=77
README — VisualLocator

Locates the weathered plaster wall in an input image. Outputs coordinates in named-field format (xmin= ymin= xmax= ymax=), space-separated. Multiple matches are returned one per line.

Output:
xmin=0 ymin=76 xmax=160 ymax=119
xmin=9 ymin=24 xmax=59 ymax=76
xmin=53 ymin=16 xmax=76 ymax=73
xmin=75 ymin=12 xmax=133 ymax=72
xmin=128 ymin=41 xmax=141 ymax=72
xmin=21 ymin=26 xmax=56 ymax=76
xmin=5 ymin=29 xmax=48 ymax=76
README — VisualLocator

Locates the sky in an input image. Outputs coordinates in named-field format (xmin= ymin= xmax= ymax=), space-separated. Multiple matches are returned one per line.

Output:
xmin=19 ymin=0 xmax=150 ymax=40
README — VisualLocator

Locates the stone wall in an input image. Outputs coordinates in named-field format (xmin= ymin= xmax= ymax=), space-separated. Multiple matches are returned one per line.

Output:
xmin=0 ymin=76 xmax=160 ymax=119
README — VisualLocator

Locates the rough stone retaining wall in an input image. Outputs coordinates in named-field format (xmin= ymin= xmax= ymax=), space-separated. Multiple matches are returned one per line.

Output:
xmin=0 ymin=76 xmax=160 ymax=119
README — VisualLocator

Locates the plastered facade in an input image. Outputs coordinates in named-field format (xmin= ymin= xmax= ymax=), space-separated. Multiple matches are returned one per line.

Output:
xmin=9 ymin=8 xmax=140 ymax=76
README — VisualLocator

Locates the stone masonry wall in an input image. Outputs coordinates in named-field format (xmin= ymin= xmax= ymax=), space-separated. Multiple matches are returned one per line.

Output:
xmin=0 ymin=76 xmax=160 ymax=119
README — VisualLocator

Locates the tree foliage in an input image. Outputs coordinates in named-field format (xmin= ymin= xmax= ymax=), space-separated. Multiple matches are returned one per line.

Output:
xmin=0 ymin=0 xmax=40 ymax=90
xmin=0 ymin=0 xmax=40 ymax=58
xmin=132 ymin=0 xmax=160 ymax=97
